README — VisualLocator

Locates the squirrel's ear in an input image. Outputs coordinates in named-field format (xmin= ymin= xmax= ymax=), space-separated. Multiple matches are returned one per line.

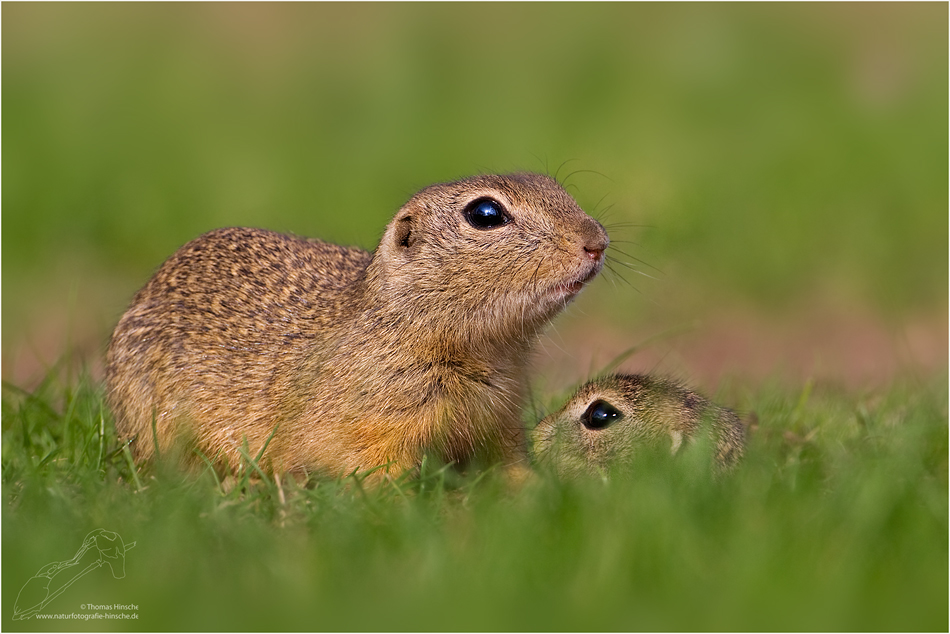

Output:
xmin=380 ymin=201 xmax=422 ymax=262
xmin=392 ymin=213 xmax=414 ymax=250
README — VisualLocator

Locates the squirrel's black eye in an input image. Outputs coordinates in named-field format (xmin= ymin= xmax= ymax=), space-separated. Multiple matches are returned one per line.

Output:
xmin=582 ymin=399 xmax=623 ymax=430
xmin=464 ymin=198 xmax=510 ymax=230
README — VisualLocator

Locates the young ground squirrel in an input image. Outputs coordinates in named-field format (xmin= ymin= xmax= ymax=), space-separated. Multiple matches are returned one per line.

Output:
xmin=531 ymin=374 xmax=746 ymax=477
xmin=106 ymin=173 xmax=608 ymax=482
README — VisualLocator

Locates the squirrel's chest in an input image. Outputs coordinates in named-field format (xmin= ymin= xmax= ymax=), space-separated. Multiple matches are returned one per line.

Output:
xmin=416 ymin=363 xmax=524 ymax=445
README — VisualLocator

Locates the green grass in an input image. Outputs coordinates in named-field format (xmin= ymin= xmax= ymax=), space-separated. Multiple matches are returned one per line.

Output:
xmin=3 ymin=370 xmax=947 ymax=631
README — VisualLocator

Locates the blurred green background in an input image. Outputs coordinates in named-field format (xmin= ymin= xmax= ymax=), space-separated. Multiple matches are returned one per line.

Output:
xmin=3 ymin=2 xmax=947 ymax=387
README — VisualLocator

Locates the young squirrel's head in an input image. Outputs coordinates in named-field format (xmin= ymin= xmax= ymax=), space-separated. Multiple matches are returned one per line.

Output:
xmin=532 ymin=374 xmax=745 ymax=478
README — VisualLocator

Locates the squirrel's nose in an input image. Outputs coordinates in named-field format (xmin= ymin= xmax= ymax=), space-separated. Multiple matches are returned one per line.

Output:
xmin=584 ymin=244 xmax=605 ymax=262
xmin=579 ymin=219 xmax=609 ymax=261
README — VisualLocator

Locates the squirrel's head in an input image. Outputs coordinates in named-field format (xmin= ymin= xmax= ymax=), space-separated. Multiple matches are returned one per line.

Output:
xmin=531 ymin=374 xmax=745 ymax=478
xmin=369 ymin=173 xmax=608 ymax=346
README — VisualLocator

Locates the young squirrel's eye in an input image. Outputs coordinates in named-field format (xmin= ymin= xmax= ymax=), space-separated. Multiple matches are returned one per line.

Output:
xmin=582 ymin=399 xmax=623 ymax=430
xmin=464 ymin=198 xmax=510 ymax=230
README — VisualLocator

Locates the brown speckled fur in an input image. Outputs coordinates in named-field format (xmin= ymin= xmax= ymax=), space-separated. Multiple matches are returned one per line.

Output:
xmin=106 ymin=173 xmax=608 ymax=482
xmin=531 ymin=374 xmax=746 ymax=477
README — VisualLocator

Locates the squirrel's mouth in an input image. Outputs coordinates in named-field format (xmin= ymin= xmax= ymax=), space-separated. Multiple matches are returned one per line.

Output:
xmin=546 ymin=265 xmax=601 ymax=302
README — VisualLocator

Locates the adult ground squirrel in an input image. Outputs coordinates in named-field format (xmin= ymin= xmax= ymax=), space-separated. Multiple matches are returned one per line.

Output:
xmin=531 ymin=374 xmax=745 ymax=477
xmin=106 ymin=173 xmax=608 ymax=482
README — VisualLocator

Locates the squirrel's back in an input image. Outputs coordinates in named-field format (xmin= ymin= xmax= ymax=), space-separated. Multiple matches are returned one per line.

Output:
xmin=106 ymin=227 xmax=372 ymax=465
